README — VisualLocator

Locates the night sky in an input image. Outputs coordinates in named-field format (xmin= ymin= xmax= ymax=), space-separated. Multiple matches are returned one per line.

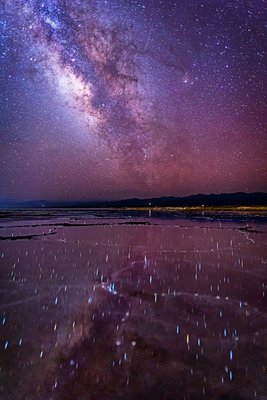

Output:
xmin=0 ymin=0 xmax=266 ymax=201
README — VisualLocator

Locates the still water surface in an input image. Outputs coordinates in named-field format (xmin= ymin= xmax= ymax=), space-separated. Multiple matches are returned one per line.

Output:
xmin=0 ymin=210 xmax=266 ymax=399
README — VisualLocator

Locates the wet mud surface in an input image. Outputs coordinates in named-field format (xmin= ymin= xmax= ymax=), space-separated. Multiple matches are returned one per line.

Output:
xmin=0 ymin=210 xmax=266 ymax=399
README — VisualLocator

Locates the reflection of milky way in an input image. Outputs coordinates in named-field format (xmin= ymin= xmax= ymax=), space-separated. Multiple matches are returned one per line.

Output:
xmin=1 ymin=213 xmax=266 ymax=399
xmin=0 ymin=0 xmax=266 ymax=199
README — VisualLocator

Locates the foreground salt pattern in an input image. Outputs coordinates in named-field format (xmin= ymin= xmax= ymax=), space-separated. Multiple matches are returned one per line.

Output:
xmin=0 ymin=211 xmax=266 ymax=399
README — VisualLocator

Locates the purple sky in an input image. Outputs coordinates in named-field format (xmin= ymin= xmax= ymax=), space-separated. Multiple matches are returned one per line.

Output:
xmin=0 ymin=0 xmax=266 ymax=200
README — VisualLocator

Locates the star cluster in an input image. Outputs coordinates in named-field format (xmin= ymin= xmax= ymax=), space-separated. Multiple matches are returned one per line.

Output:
xmin=0 ymin=0 xmax=266 ymax=200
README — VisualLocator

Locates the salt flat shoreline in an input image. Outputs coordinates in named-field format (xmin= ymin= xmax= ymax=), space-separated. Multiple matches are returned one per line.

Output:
xmin=0 ymin=206 xmax=267 ymax=220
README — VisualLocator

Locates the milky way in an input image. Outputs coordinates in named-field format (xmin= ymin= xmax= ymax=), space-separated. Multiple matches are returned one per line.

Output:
xmin=0 ymin=0 xmax=266 ymax=200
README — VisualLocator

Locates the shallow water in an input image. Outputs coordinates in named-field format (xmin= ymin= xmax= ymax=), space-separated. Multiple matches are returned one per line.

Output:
xmin=0 ymin=210 xmax=266 ymax=399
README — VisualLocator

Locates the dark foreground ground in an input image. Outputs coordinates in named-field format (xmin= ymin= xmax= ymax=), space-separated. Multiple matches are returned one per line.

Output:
xmin=0 ymin=209 xmax=266 ymax=400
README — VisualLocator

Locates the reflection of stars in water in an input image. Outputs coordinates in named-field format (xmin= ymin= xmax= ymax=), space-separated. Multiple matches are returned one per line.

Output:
xmin=1 ymin=214 xmax=266 ymax=397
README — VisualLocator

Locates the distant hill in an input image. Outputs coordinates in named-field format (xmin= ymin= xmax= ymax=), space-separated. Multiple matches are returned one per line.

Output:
xmin=105 ymin=192 xmax=267 ymax=208
xmin=0 ymin=192 xmax=267 ymax=209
